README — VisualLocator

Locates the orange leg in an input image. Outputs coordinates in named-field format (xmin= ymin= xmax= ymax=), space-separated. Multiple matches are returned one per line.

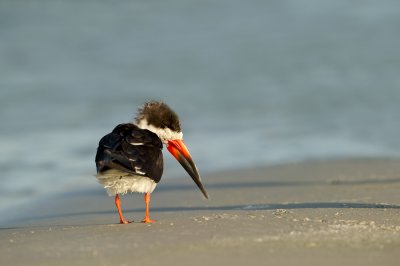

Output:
xmin=141 ymin=192 xmax=156 ymax=223
xmin=115 ymin=194 xmax=131 ymax=224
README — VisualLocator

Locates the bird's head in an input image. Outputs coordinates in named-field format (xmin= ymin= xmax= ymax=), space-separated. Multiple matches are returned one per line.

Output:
xmin=136 ymin=101 xmax=208 ymax=199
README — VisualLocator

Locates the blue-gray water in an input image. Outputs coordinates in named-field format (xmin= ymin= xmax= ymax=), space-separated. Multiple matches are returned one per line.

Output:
xmin=1 ymin=0 xmax=400 ymax=217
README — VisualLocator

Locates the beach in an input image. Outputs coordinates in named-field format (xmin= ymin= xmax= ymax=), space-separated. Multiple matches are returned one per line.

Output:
xmin=2 ymin=1 xmax=400 ymax=265
xmin=1 ymin=158 xmax=399 ymax=266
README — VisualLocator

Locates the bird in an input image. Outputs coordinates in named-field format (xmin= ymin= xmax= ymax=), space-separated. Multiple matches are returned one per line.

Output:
xmin=95 ymin=101 xmax=208 ymax=224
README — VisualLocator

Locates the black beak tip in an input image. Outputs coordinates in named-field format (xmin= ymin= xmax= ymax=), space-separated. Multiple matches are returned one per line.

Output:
xmin=172 ymin=147 xmax=209 ymax=200
xmin=194 ymin=179 xmax=209 ymax=199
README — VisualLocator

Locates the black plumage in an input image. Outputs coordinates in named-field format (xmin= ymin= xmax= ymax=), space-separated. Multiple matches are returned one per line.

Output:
xmin=95 ymin=123 xmax=164 ymax=183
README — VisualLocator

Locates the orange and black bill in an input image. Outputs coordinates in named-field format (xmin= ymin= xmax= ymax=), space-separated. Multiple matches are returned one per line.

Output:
xmin=167 ymin=139 xmax=208 ymax=199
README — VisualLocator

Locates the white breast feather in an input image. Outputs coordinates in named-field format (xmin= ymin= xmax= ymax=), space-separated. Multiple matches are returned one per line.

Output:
xmin=96 ymin=169 xmax=157 ymax=196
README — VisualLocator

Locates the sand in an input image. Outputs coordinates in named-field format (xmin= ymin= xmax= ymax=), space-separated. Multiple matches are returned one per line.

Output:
xmin=1 ymin=158 xmax=400 ymax=266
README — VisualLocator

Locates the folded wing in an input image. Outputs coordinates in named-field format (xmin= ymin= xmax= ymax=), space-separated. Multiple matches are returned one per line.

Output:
xmin=95 ymin=123 xmax=164 ymax=183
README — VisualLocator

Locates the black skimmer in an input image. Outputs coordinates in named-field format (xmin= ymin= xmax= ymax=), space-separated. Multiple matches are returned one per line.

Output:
xmin=95 ymin=101 xmax=208 ymax=223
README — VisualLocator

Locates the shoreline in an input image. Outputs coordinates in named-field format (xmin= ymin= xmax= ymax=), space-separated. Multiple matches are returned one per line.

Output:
xmin=1 ymin=157 xmax=400 ymax=265
xmin=2 ymin=156 xmax=399 ymax=226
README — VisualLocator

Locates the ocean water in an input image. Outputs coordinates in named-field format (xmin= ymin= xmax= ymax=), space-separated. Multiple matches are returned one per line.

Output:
xmin=1 ymin=0 xmax=400 ymax=217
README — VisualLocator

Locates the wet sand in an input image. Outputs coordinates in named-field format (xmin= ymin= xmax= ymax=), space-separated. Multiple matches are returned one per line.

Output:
xmin=1 ymin=158 xmax=400 ymax=265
